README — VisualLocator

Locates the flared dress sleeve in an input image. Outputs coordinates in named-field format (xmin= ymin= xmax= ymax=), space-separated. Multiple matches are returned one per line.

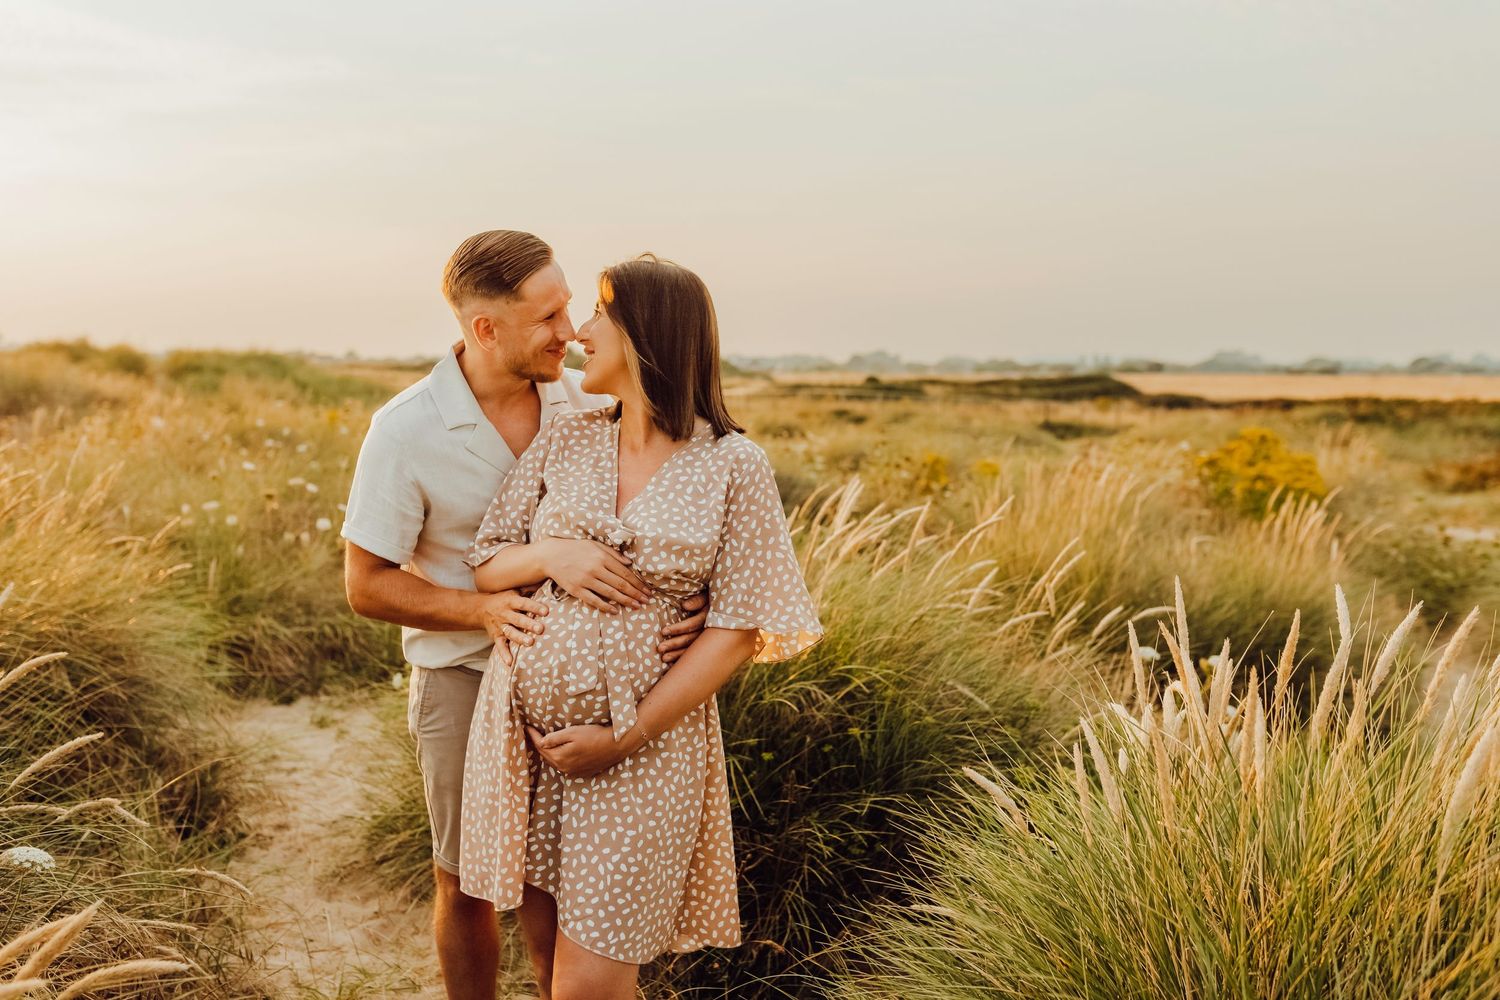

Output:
xmin=705 ymin=440 xmax=825 ymax=663
xmin=463 ymin=413 xmax=560 ymax=569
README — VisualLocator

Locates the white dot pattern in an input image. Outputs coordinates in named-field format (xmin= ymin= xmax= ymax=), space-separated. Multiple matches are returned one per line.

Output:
xmin=457 ymin=407 xmax=824 ymax=964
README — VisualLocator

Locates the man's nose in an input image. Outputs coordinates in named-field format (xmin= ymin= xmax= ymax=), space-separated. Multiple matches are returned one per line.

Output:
xmin=557 ymin=315 xmax=578 ymax=341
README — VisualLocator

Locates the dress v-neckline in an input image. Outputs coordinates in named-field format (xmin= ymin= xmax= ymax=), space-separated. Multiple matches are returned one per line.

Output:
xmin=611 ymin=416 xmax=708 ymax=520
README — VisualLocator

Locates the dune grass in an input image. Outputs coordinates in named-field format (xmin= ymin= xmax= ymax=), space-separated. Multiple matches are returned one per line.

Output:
xmin=7 ymin=344 xmax=1500 ymax=997
xmin=831 ymin=583 xmax=1500 ymax=999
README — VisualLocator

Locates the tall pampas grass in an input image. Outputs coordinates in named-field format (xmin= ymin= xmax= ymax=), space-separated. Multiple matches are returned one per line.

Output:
xmin=831 ymin=581 xmax=1500 ymax=1000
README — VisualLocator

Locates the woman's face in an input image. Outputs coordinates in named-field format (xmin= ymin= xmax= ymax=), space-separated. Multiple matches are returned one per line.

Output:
xmin=575 ymin=299 xmax=631 ymax=398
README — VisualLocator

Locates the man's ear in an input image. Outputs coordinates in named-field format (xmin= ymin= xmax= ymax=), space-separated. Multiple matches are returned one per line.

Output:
xmin=470 ymin=312 xmax=494 ymax=348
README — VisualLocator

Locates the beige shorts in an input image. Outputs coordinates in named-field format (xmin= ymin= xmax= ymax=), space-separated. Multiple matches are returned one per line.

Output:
xmin=407 ymin=662 xmax=486 ymax=877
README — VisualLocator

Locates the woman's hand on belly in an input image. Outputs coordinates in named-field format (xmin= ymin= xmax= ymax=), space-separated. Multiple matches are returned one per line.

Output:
xmin=657 ymin=589 xmax=710 ymax=664
xmin=524 ymin=722 xmax=626 ymax=779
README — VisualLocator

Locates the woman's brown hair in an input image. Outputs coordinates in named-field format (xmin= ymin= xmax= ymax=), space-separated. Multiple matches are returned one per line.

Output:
xmin=598 ymin=253 xmax=744 ymax=440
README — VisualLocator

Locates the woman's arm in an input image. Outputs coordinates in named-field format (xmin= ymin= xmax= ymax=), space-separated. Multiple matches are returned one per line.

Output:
xmin=473 ymin=537 xmax=655 ymax=611
xmin=529 ymin=626 xmax=758 ymax=777
xmin=613 ymin=626 xmax=759 ymax=753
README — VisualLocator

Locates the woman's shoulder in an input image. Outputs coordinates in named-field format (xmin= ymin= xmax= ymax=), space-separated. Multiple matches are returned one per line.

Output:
xmin=545 ymin=403 xmax=616 ymax=436
xmin=556 ymin=402 xmax=616 ymax=424
xmin=705 ymin=428 xmax=773 ymax=470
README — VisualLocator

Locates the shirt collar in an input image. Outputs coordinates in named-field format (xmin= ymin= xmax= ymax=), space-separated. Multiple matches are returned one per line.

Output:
xmin=430 ymin=340 xmax=572 ymax=430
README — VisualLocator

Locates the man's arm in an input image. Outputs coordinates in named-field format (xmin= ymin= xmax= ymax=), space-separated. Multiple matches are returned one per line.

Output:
xmin=344 ymin=541 xmax=547 ymax=644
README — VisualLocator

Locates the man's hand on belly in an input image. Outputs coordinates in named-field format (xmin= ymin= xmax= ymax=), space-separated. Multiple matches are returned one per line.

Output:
xmin=658 ymin=589 xmax=710 ymax=664
xmin=478 ymin=590 xmax=550 ymax=666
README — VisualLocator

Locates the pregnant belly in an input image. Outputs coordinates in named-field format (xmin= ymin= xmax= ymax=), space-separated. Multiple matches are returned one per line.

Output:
xmin=508 ymin=593 xmax=676 ymax=734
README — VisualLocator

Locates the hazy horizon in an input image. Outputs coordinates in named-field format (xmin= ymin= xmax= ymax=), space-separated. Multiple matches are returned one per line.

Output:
xmin=3 ymin=1 xmax=1497 ymax=365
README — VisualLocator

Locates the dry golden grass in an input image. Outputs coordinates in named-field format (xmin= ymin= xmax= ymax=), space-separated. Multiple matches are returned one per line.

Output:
xmin=1118 ymin=371 xmax=1500 ymax=401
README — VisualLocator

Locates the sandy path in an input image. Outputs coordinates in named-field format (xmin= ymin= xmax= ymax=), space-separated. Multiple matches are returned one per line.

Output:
xmin=223 ymin=691 xmax=447 ymax=998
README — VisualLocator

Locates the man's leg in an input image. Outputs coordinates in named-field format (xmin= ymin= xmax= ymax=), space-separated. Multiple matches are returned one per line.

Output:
xmin=433 ymin=863 xmax=500 ymax=999
xmin=409 ymin=664 xmax=500 ymax=1000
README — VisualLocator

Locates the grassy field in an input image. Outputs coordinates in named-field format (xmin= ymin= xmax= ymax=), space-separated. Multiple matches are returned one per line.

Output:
xmin=3 ymin=340 xmax=1500 ymax=997
xmin=1117 ymin=371 xmax=1500 ymax=403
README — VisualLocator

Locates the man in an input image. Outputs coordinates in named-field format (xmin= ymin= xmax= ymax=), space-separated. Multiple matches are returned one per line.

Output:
xmin=341 ymin=230 xmax=708 ymax=999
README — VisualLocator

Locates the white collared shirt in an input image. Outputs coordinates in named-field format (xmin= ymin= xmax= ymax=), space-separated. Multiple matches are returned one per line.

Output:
xmin=340 ymin=343 xmax=614 ymax=670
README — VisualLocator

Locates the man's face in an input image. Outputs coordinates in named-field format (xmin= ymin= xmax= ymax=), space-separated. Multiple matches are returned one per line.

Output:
xmin=469 ymin=260 xmax=575 ymax=383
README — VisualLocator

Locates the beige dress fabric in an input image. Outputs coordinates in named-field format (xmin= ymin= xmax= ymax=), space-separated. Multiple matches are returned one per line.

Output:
xmin=457 ymin=404 xmax=824 ymax=964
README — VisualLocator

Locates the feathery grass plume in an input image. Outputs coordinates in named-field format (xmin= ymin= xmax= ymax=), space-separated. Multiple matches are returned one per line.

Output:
xmin=160 ymin=867 xmax=253 ymax=898
xmin=1237 ymin=673 xmax=1260 ymax=793
xmin=0 ymin=909 xmax=86 ymax=968
xmin=1072 ymin=742 xmax=1094 ymax=848
xmin=1207 ymin=638 xmax=1234 ymax=736
xmin=1417 ymin=606 xmax=1481 ymax=723
xmin=1427 ymin=673 xmax=1473 ymax=779
xmin=1435 ymin=722 xmax=1499 ymax=878
xmin=1159 ymin=624 xmax=1210 ymax=752
xmin=1308 ymin=585 xmax=1354 ymax=742
xmin=52 ymin=959 xmax=195 ymax=999
xmin=13 ymin=902 xmax=100 ymax=981
xmin=7 ymin=733 xmax=104 ymax=791
xmin=0 ymin=981 xmax=49 ymax=999
xmin=1251 ymin=678 xmax=1268 ymax=804
xmin=0 ymin=651 xmax=68 ymax=697
xmin=1366 ymin=601 xmax=1424 ymax=695
xmin=1079 ymin=718 xmax=1123 ymax=823
xmin=1270 ymin=608 xmax=1301 ymax=720
xmin=1148 ymin=712 xmax=1177 ymax=835
xmin=1173 ymin=575 xmax=1190 ymax=669
xmin=1127 ymin=619 xmax=1150 ymax=711
xmin=961 ymin=766 xmax=1028 ymax=834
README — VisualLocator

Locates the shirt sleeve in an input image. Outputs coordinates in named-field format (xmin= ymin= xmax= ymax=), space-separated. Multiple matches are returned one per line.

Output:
xmin=705 ymin=441 xmax=825 ymax=663
xmin=340 ymin=413 xmax=426 ymax=565
xmin=463 ymin=412 xmax=560 ymax=569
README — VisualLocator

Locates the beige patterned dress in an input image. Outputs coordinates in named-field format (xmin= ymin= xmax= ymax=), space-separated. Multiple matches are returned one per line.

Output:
xmin=458 ymin=404 xmax=824 ymax=964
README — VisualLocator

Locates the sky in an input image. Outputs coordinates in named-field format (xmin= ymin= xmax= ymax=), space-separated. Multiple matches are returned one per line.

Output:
xmin=1 ymin=0 xmax=1496 ymax=364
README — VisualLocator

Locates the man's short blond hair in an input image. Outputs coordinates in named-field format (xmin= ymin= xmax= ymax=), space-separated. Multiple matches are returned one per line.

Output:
xmin=441 ymin=230 xmax=553 ymax=308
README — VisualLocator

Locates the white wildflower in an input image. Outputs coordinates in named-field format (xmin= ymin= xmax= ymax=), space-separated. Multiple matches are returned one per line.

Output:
xmin=288 ymin=477 xmax=306 ymax=487
xmin=1 ymin=846 xmax=56 ymax=871
xmin=241 ymin=461 xmax=257 ymax=471
xmin=391 ymin=670 xmax=406 ymax=691
xmin=263 ymin=438 xmax=277 ymax=448
xmin=296 ymin=442 xmax=310 ymax=453
xmin=305 ymin=482 xmax=320 ymax=494
xmin=315 ymin=517 xmax=332 ymax=532
xmin=201 ymin=501 xmax=221 ymax=512
xmin=224 ymin=515 xmax=239 ymax=527
xmin=336 ymin=502 xmax=347 ymax=512
xmin=298 ymin=531 xmax=312 ymax=545
xmin=281 ymin=426 xmax=291 ymax=436
xmin=255 ymin=418 xmax=266 ymax=427
xmin=180 ymin=503 xmax=192 ymax=514
xmin=1134 ymin=646 xmax=1160 ymax=662
xmin=150 ymin=416 xmax=166 ymax=429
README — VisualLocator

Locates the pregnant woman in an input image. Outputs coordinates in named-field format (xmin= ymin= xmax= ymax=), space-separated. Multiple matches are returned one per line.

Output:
xmin=458 ymin=254 xmax=824 ymax=999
